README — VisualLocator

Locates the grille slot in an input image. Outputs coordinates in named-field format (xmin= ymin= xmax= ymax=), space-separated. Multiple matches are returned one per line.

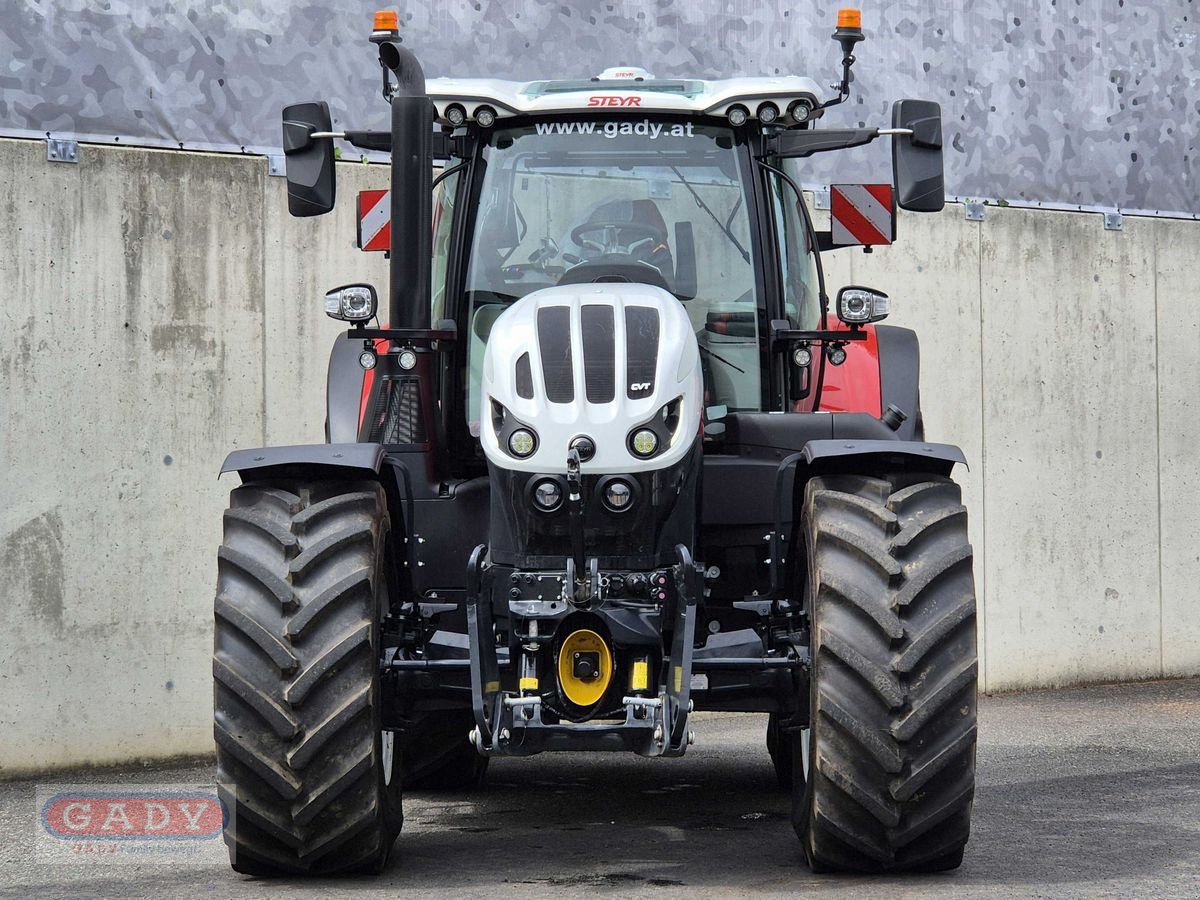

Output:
xmin=581 ymin=305 xmax=616 ymax=403
xmin=515 ymin=352 xmax=534 ymax=399
xmin=624 ymin=306 xmax=660 ymax=399
xmin=537 ymin=306 xmax=574 ymax=403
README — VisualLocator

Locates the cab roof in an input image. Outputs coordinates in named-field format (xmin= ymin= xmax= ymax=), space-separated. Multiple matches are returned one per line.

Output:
xmin=426 ymin=72 xmax=827 ymax=128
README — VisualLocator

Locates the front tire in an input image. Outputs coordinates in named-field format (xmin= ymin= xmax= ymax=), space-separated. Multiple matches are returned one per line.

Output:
xmin=214 ymin=480 xmax=403 ymax=876
xmin=795 ymin=473 xmax=977 ymax=873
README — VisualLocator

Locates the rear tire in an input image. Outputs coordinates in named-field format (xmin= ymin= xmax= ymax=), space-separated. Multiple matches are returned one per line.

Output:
xmin=214 ymin=480 xmax=403 ymax=876
xmin=795 ymin=473 xmax=977 ymax=873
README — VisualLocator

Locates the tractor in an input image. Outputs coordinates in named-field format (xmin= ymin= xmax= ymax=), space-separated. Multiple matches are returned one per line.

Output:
xmin=213 ymin=7 xmax=977 ymax=876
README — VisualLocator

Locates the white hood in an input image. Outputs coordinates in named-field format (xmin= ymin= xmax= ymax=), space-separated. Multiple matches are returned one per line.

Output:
xmin=480 ymin=283 xmax=703 ymax=475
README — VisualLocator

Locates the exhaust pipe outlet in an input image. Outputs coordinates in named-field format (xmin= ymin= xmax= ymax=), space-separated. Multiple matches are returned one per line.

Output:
xmin=377 ymin=40 xmax=433 ymax=331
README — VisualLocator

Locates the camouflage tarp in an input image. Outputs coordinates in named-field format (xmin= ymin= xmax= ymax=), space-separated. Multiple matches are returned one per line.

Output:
xmin=1 ymin=0 xmax=1196 ymax=215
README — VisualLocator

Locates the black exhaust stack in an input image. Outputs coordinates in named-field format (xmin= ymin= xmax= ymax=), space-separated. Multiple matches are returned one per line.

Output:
xmin=376 ymin=39 xmax=432 ymax=331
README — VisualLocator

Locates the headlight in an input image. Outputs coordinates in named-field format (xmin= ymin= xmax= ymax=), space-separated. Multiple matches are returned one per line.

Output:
xmin=629 ymin=429 xmax=658 ymax=457
xmin=531 ymin=478 xmax=564 ymax=512
xmin=602 ymin=479 xmax=635 ymax=512
xmin=508 ymin=428 xmax=537 ymax=458
xmin=474 ymin=105 xmax=497 ymax=128
xmin=836 ymin=286 xmax=890 ymax=324
xmin=726 ymin=104 xmax=749 ymax=127
xmin=756 ymin=102 xmax=779 ymax=124
xmin=324 ymin=283 xmax=378 ymax=322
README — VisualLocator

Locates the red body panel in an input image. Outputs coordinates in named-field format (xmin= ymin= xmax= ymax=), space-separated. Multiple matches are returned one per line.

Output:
xmin=358 ymin=339 xmax=390 ymax=434
xmin=795 ymin=323 xmax=882 ymax=417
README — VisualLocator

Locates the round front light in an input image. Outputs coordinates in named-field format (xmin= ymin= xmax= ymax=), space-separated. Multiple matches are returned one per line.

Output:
xmin=792 ymin=346 xmax=812 ymax=368
xmin=359 ymin=350 xmax=377 ymax=370
xmin=603 ymin=480 xmax=634 ymax=512
xmin=727 ymin=104 xmax=749 ymax=127
xmin=630 ymin=429 xmax=658 ymax=457
xmin=397 ymin=348 xmax=417 ymax=370
xmin=532 ymin=478 xmax=563 ymax=512
xmin=789 ymin=99 xmax=813 ymax=124
xmin=757 ymin=102 xmax=779 ymax=124
xmin=827 ymin=345 xmax=848 ymax=366
xmin=509 ymin=428 xmax=536 ymax=457
xmin=474 ymin=105 xmax=497 ymax=128
xmin=445 ymin=103 xmax=466 ymax=126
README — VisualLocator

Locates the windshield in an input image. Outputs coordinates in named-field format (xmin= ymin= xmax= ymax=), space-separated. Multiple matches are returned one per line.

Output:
xmin=464 ymin=119 xmax=764 ymax=425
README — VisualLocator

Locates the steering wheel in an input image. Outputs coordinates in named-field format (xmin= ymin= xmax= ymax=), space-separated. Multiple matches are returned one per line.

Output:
xmin=557 ymin=256 xmax=671 ymax=291
xmin=570 ymin=221 xmax=663 ymax=257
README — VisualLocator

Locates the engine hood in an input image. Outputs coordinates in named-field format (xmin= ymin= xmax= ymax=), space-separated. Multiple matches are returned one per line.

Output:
xmin=480 ymin=283 xmax=702 ymax=475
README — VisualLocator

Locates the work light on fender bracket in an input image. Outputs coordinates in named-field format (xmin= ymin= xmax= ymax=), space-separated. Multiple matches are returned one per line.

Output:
xmin=324 ymin=283 xmax=378 ymax=322
xmin=835 ymin=285 xmax=890 ymax=325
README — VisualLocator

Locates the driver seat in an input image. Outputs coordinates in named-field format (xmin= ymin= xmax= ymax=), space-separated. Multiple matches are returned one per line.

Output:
xmin=566 ymin=198 xmax=675 ymax=289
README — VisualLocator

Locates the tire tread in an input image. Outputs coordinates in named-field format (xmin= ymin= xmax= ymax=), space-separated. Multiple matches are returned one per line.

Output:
xmin=797 ymin=472 xmax=977 ymax=873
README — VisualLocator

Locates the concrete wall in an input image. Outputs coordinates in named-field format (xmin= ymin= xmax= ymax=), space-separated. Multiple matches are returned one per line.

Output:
xmin=1 ymin=136 xmax=1197 ymax=773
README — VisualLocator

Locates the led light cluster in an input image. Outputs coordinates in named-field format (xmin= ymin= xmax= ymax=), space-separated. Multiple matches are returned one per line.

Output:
xmin=324 ymin=284 xmax=377 ymax=322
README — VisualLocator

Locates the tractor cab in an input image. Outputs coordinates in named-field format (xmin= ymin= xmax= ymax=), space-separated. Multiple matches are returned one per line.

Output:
xmin=421 ymin=69 xmax=934 ymax=465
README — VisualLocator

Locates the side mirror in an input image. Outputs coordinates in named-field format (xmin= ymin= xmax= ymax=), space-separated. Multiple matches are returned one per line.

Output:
xmin=891 ymin=99 xmax=944 ymax=212
xmin=282 ymin=101 xmax=336 ymax=217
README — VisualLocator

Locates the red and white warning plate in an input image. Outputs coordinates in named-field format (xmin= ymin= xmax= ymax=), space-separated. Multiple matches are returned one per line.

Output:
xmin=830 ymin=184 xmax=895 ymax=246
xmin=357 ymin=189 xmax=391 ymax=252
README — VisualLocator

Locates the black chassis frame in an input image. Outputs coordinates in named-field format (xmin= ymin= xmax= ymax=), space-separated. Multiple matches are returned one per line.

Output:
xmin=223 ymin=110 xmax=967 ymax=754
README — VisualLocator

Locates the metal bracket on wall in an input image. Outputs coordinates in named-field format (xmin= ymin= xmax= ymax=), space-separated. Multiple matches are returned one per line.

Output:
xmin=267 ymin=155 xmax=286 ymax=177
xmin=964 ymin=201 xmax=986 ymax=222
xmin=1103 ymin=211 xmax=1124 ymax=232
xmin=46 ymin=139 xmax=78 ymax=164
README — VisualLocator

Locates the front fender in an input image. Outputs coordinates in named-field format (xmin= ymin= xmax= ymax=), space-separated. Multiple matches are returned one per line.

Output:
xmin=220 ymin=443 xmax=385 ymax=481
xmin=801 ymin=438 xmax=966 ymax=477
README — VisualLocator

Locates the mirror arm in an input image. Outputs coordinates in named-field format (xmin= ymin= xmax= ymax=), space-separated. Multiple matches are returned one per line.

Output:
xmin=767 ymin=127 xmax=880 ymax=159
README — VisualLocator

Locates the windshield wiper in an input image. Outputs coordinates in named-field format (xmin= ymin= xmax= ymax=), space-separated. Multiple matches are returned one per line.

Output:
xmin=670 ymin=165 xmax=751 ymax=264
xmin=698 ymin=344 xmax=746 ymax=374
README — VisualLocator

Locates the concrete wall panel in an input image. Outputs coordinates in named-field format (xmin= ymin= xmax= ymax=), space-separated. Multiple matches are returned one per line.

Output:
xmin=0 ymin=139 xmax=266 ymax=772
xmin=978 ymin=208 xmax=1162 ymax=688
xmin=1155 ymin=218 xmax=1200 ymax=676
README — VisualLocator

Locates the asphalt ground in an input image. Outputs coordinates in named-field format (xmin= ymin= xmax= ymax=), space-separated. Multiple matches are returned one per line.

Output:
xmin=2 ymin=678 xmax=1198 ymax=899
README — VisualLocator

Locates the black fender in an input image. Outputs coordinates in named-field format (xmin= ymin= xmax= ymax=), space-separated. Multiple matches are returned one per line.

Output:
xmin=221 ymin=442 xmax=385 ymax=481
xmin=327 ymin=333 xmax=367 ymax=443
xmin=221 ymin=442 xmax=421 ymax=603
xmin=874 ymin=324 xmax=922 ymax=441
xmin=801 ymin=438 xmax=966 ymax=477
